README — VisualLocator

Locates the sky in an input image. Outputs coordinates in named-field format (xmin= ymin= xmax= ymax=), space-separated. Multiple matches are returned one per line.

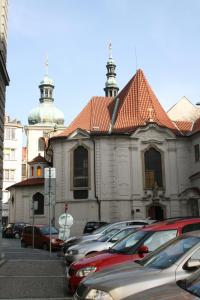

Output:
xmin=6 ymin=0 xmax=200 ymax=126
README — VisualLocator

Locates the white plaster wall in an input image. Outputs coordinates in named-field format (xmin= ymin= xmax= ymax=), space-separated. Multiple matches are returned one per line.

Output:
xmin=9 ymin=186 xmax=48 ymax=225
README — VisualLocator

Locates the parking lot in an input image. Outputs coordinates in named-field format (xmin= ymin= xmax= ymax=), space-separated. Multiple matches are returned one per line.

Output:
xmin=0 ymin=237 xmax=72 ymax=299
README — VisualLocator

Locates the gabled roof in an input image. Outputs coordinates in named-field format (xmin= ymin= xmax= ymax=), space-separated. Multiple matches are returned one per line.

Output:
xmin=7 ymin=178 xmax=44 ymax=189
xmin=53 ymin=69 xmax=184 ymax=139
xmin=110 ymin=69 xmax=177 ymax=133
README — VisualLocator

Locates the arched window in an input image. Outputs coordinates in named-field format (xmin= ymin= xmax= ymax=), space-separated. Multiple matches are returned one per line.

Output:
xmin=38 ymin=138 xmax=45 ymax=152
xmin=73 ymin=146 xmax=88 ymax=199
xmin=37 ymin=166 xmax=42 ymax=177
xmin=32 ymin=193 xmax=44 ymax=215
xmin=31 ymin=166 xmax=34 ymax=177
xmin=144 ymin=147 xmax=163 ymax=188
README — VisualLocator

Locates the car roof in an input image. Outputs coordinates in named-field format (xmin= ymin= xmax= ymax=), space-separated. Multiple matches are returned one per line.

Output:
xmin=141 ymin=218 xmax=200 ymax=231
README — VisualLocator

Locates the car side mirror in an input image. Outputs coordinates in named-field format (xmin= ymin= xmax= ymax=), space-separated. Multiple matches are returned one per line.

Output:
xmin=185 ymin=258 xmax=200 ymax=270
xmin=138 ymin=245 xmax=149 ymax=257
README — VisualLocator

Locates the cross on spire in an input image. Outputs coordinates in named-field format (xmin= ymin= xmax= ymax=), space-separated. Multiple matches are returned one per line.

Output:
xmin=45 ymin=55 xmax=49 ymax=75
xmin=109 ymin=42 xmax=112 ymax=59
xmin=148 ymin=107 xmax=154 ymax=122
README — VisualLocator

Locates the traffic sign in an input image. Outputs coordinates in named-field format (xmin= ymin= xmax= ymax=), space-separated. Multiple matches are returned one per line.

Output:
xmin=58 ymin=213 xmax=73 ymax=228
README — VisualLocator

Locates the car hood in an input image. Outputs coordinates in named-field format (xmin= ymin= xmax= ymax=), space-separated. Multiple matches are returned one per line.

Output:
xmin=81 ymin=263 xmax=169 ymax=299
xmin=72 ymin=251 xmax=142 ymax=271
xmin=68 ymin=241 xmax=105 ymax=251
xmin=123 ymin=281 xmax=195 ymax=300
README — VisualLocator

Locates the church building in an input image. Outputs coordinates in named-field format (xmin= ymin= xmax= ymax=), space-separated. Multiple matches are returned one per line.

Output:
xmin=47 ymin=47 xmax=200 ymax=234
xmin=7 ymin=47 xmax=200 ymax=235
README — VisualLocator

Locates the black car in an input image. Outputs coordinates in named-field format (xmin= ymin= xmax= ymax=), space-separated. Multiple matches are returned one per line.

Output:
xmin=2 ymin=222 xmax=29 ymax=239
xmin=83 ymin=221 xmax=108 ymax=234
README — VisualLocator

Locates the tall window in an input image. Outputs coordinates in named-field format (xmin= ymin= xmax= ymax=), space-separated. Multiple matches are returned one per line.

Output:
xmin=73 ymin=146 xmax=88 ymax=199
xmin=31 ymin=166 xmax=34 ymax=177
xmin=37 ymin=166 xmax=42 ymax=177
xmin=4 ymin=127 xmax=16 ymax=140
xmin=33 ymin=193 xmax=44 ymax=215
xmin=144 ymin=147 xmax=163 ymax=188
xmin=3 ymin=169 xmax=15 ymax=181
xmin=194 ymin=144 xmax=200 ymax=162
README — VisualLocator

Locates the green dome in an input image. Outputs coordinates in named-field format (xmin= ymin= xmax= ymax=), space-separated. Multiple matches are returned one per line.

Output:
xmin=28 ymin=102 xmax=64 ymax=125
xmin=28 ymin=74 xmax=65 ymax=126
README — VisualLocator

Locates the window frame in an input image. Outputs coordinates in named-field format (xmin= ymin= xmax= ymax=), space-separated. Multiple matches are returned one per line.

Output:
xmin=142 ymin=145 xmax=165 ymax=190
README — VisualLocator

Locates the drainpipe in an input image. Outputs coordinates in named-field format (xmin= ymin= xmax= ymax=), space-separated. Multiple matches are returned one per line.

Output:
xmin=92 ymin=138 xmax=101 ymax=221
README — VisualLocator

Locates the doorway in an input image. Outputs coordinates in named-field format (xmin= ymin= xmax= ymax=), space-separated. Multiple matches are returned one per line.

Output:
xmin=148 ymin=204 xmax=165 ymax=221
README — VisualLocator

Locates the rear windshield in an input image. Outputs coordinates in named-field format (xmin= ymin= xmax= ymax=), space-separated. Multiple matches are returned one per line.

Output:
xmin=40 ymin=226 xmax=58 ymax=235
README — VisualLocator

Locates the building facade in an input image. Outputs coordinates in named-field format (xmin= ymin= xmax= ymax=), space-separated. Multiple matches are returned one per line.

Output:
xmin=7 ymin=49 xmax=200 ymax=235
xmin=48 ymin=67 xmax=200 ymax=234
xmin=0 ymin=0 xmax=9 ymax=254
xmin=2 ymin=114 xmax=23 ymax=224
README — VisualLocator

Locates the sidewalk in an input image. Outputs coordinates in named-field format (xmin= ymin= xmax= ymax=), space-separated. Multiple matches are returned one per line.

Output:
xmin=0 ymin=238 xmax=72 ymax=299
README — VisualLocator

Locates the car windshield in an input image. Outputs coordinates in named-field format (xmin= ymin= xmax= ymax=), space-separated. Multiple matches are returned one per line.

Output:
xmin=98 ymin=228 xmax=119 ymax=242
xmin=40 ymin=226 xmax=58 ymax=235
xmin=110 ymin=229 xmax=178 ymax=254
xmin=139 ymin=236 xmax=200 ymax=270
xmin=110 ymin=230 xmax=150 ymax=254
xmin=92 ymin=224 xmax=111 ymax=234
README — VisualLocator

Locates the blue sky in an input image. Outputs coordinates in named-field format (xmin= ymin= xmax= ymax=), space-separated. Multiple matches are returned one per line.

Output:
xmin=6 ymin=0 xmax=200 ymax=126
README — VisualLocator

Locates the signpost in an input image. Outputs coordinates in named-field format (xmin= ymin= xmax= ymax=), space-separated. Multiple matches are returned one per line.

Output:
xmin=44 ymin=167 xmax=56 ymax=256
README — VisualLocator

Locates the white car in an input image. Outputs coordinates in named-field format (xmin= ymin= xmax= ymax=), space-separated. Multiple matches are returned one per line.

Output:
xmin=65 ymin=226 xmax=138 ymax=264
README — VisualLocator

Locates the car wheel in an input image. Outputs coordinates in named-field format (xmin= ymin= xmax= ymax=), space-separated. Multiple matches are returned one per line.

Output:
xmin=21 ymin=240 xmax=27 ymax=248
xmin=14 ymin=232 xmax=20 ymax=239
xmin=42 ymin=243 xmax=49 ymax=251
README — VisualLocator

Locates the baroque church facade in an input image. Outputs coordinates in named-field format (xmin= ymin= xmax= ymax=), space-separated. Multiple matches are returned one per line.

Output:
xmin=48 ymin=51 xmax=200 ymax=234
xmin=8 ymin=48 xmax=200 ymax=235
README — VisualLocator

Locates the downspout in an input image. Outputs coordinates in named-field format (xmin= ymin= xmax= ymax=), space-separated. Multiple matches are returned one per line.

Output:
xmin=92 ymin=138 xmax=101 ymax=221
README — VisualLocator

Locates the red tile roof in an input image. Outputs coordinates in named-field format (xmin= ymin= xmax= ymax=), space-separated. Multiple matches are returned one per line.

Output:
xmin=173 ymin=121 xmax=193 ymax=135
xmin=192 ymin=117 xmax=200 ymax=134
xmin=54 ymin=69 xmax=185 ymax=139
xmin=28 ymin=154 xmax=49 ymax=164
xmin=111 ymin=69 xmax=177 ymax=133
xmin=58 ymin=97 xmax=112 ymax=137
xmin=7 ymin=178 xmax=44 ymax=189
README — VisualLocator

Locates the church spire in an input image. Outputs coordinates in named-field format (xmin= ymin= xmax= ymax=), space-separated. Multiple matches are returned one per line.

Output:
xmin=39 ymin=58 xmax=54 ymax=103
xmin=104 ymin=43 xmax=119 ymax=97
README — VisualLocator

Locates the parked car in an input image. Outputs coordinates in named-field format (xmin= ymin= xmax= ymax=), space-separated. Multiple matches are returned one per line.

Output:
xmin=62 ymin=219 xmax=152 ymax=253
xmin=74 ymin=231 xmax=200 ymax=300
xmin=2 ymin=222 xmax=29 ymax=239
xmin=67 ymin=217 xmax=200 ymax=294
xmin=122 ymin=269 xmax=200 ymax=300
xmin=21 ymin=225 xmax=63 ymax=250
xmin=65 ymin=226 xmax=138 ymax=264
xmin=83 ymin=221 xmax=108 ymax=234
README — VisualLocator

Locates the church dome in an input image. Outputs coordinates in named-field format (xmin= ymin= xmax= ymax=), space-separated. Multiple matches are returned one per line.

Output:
xmin=28 ymin=73 xmax=65 ymax=126
xmin=28 ymin=102 xmax=64 ymax=125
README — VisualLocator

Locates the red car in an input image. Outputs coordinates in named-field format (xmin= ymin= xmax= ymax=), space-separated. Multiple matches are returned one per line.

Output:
xmin=21 ymin=224 xmax=63 ymax=250
xmin=67 ymin=218 xmax=200 ymax=294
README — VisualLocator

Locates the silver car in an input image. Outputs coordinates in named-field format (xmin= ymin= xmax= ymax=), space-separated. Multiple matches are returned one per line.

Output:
xmin=74 ymin=231 xmax=200 ymax=300
xmin=65 ymin=226 xmax=138 ymax=264
xmin=63 ymin=219 xmax=151 ymax=253
xmin=123 ymin=269 xmax=200 ymax=299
